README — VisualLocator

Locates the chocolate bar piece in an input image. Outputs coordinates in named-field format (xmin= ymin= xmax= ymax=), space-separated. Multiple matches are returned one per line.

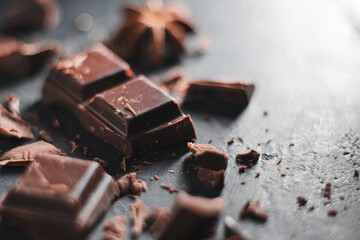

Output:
xmin=48 ymin=43 xmax=134 ymax=102
xmin=3 ymin=0 xmax=59 ymax=32
xmin=0 ymin=141 xmax=61 ymax=166
xmin=159 ymin=191 xmax=224 ymax=240
xmin=0 ymin=35 xmax=60 ymax=77
xmin=184 ymin=80 xmax=255 ymax=114
xmin=87 ymin=76 xmax=183 ymax=135
xmin=43 ymin=45 xmax=196 ymax=156
xmin=0 ymin=153 xmax=119 ymax=240
xmin=0 ymin=105 xmax=34 ymax=139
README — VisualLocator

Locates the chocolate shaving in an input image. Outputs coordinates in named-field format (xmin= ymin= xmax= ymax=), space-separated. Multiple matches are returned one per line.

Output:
xmin=145 ymin=207 xmax=170 ymax=235
xmin=103 ymin=216 xmax=127 ymax=240
xmin=161 ymin=184 xmax=178 ymax=193
xmin=323 ymin=182 xmax=331 ymax=199
xmin=52 ymin=118 xmax=61 ymax=128
xmin=327 ymin=209 xmax=337 ymax=217
xmin=38 ymin=130 xmax=53 ymax=143
xmin=276 ymin=158 xmax=282 ymax=165
xmin=236 ymin=149 xmax=260 ymax=167
xmin=116 ymin=173 xmax=147 ymax=196
xmin=154 ymin=175 xmax=159 ymax=180
xmin=125 ymin=103 xmax=137 ymax=116
xmin=94 ymin=157 xmax=109 ymax=168
xmin=227 ymin=137 xmax=234 ymax=145
xmin=69 ymin=140 xmax=78 ymax=154
xmin=4 ymin=94 xmax=20 ymax=116
xmin=120 ymin=157 xmax=126 ymax=171
xmin=129 ymin=199 xmax=148 ymax=236
xmin=0 ymin=141 xmax=60 ymax=166
xmin=0 ymin=105 xmax=34 ymax=139
xmin=296 ymin=196 xmax=308 ymax=206
xmin=240 ymin=200 xmax=268 ymax=222
xmin=0 ymin=35 xmax=60 ymax=76
xmin=4 ymin=0 xmax=59 ymax=32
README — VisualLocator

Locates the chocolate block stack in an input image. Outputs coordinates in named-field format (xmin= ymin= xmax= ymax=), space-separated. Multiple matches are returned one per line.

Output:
xmin=0 ymin=154 xmax=119 ymax=240
xmin=42 ymin=44 xmax=196 ymax=156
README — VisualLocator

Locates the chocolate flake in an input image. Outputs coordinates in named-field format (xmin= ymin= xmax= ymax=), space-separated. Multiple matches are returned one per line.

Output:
xmin=323 ymin=182 xmax=331 ymax=199
xmin=94 ymin=157 xmax=109 ymax=168
xmin=276 ymin=158 xmax=282 ymax=165
xmin=240 ymin=200 xmax=268 ymax=222
xmin=327 ymin=209 xmax=337 ymax=217
xmin=129 ymin=200 xmax=148 ymax=236
xmin=125 ymin=103 xmax=137 ymax=116
xmin=120 ymin=157 xmax=126 ymax=171
xmin=0 ymin=141 xmax=60 ymax=166
xmin=4 ymin=94 xmax=20 ymax=116
xmin=38 ymin=130 xmax=53 ymax=143
xmin=161 ymin=184 xmax=178 ymax=193
xmin=154 ymin=175 xmax=159 ymax=180
xmin=103 ymin=216 xmax=127 ymax=240
xmin=116 ymin=173 xmax=147 ymax=196
xmin=0 ymin=105 xmax=34 ymax=139
xmin=296 ymin=196 xmax=308 ymax=206
xmin=236 ymin=149 xmax=260 ymax=167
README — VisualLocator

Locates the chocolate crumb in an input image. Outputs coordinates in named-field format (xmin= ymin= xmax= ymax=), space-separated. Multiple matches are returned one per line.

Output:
xmin=339 ymin=195 xmax=345 ymax=200
xmin=323 ymin=200 xmax=331 ymax=206
xmin=323 ymin=182 xmax=331 ymax=199
xmin=289 ymin=142 xmax=295 ymax=147
xmin=38 ymin=130 xmax=53 ymax=143
xmin=255 ymin=172 xmax=260 ymax=178
xmin=94 ymin=157 xmax=109 ymax=168
xmin=208 ymin=138 xmax=213 ymax=143
xmin=168 ymin=170 xmax=175 ymax=173
xmin=227 ymin=137 xmax=234 ymax=145
xmin=154 ymin=175 xmax=159 ymax=180
xmin=69 ymin=140 xmax=78 ymax=154
xmin=241 ymin=180 xmax=246 ymax=185
xmin=280 ymin=173 xmax=286 ymax=177
xmin=82 ymin=146 xmax=88 ymax=156
xmin=263 ymin=111 xmax=268 ymax=116
xmin=132 ymin=164 xmax=143 ymax=170
xmin=276 ymin=158 xmax=282 ymax=165
xmin=308 ymin=205 xmax=315 ymax=211
xmin=171 ymin=153 xmax=177 ymax=157
xmin=125 ymin=103 xmax=137 ymax=116
xmin=121 ymin=157 xmax=126 ymax=171
xmin=236 ymin=149 xmax=260 ymax=167
xmin=327 ymin=209 xmax=337 ymax=217
xmin=129 ymin=200 xmax=148 ymax=236
xmin=238 ymin=165 xmax=247 ymax=173
xmin=161 ymin=184 xmax=179 ymax=193
xmin=354 ymin=169 xmax=359 ymax=177
xmin=296 ymin=196 xmax=308 ymax=206
xmin=116 ymin=173 xmax=147 ymax=196
xmin=52 ymin=118 xmax=61 ymax=128
xmin=240 ymin=200 xmax=268 ymax=222
xmin=266 ymin=139 xmax=272 ymax=144
xmin=103 ymin=216 xmax=127 ymax=240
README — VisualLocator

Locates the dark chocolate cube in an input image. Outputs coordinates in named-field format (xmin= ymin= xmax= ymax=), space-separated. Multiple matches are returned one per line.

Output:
xmin=0 ymin=154 xmax=118 ymax=240
xmin=86 ymin=75 xmax=183 ymax=135
xmin=47 ymin=43 xmax=134 ymax=102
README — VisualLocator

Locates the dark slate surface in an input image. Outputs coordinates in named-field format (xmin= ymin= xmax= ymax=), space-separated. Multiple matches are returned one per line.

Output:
xmin=1 ymin=0 xmax=360 ymax=239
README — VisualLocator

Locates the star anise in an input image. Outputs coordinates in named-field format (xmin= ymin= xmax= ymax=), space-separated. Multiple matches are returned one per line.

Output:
xmin=109 ymin=0 xmax=195 ymax=66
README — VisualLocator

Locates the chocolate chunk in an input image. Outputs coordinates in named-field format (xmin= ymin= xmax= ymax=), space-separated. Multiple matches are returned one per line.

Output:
xmin=187 ymin=142 xmax=228 ymax=188
xmin=0 ymin=153 xmax=119 ymax=240
xmin=4 ymin=0 xmax=59 ymax=32
xmin=184 ymin=80 xmax=255 ymax=114
xmin=116 ymin=173 xmax=147 ymax=196
xmin=48 ymin=44 xmax=133 ymax=102
xmin=0 ymin=105 xmax=34 ymax=139
xmin=38 ymin=130 xmax=53 ymax=143
xmin=323 ymin=182 xmax=331 ymax=199
xmin=159 ymin=191 xmax=224 ymax=240
xmin=129 ymin=200 xmax=148 ymax=236
xmin=87 ymin=76 xmax=183 ymax=135
xmin=240 ymin=200 xmax=268 ymax=222
xmin=4 ymin=94 xmax=20 ymax=116
xmin=0 ymin=35 xmax=60 ymax=77
xmin=161 ymin=184 xmax=179 ymax=193
xmin=43 ymin=45 xmax=196 ymax=156
xmin=0 ymin=141 xmax=60 ymax=166
xmin=327 ymin=209 xmax=337 ymax=217
xmin=145 ymin=207 xmax=170 ymax=235
xmin=103 ymin=216 xmax=127 ymax=240
xmin=236 ymin=149 xmax=260 ymax=167
xmin=296 ymin=196 xmax=308 ymax=206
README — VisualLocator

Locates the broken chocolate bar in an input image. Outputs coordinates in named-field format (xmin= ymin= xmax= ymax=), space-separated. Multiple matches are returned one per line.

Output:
xmin=0 ymin=105 xmax=34 ymax=139
xmin=43 ymin=44 xmax=196 ymax=156
xmin=0 ymin=153 xmax=119 ymax=240
xmin=159 ymin=191 xmax=224 ymax=240
xmin=184 ymin=80 xmax=255 ymax=115
xmin=3 ymin=0 xmax=59 ymax=32
xmin=0 ymin=141 xmax=60 ymax=166
xmin=188 ymin=142 xmax=228 ymax=188
xmin=0 ymin=35 xmax=60 ymax=77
